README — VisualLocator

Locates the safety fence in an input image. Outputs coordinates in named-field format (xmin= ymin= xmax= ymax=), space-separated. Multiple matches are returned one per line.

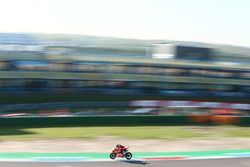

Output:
xmin=0 ymin=115 xmax=249 ymax=127
xmin=1 ymin=100 xmax=250 ymax=112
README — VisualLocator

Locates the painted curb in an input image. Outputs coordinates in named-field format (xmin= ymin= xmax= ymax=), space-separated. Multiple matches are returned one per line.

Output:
xmin=0 ymin=150 xmax=250 ymax=162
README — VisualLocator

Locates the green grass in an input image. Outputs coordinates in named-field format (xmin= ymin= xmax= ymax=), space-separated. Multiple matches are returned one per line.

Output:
xmin=0 ymin=126 xmax=250 ymax=141
xmin=225 ymin=127 xmax=250 ymax=137
xmin=0 ymin=126 xmax=205 ymax=140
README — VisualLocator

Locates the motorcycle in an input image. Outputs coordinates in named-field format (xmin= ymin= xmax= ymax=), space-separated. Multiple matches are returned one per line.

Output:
xmin=110 ymin=147 xmax=132 ymax=160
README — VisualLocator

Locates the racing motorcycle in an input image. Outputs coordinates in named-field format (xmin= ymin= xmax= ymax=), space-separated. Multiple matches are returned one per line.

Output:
xmin=110 ymin=147 xmax=132 ymax=160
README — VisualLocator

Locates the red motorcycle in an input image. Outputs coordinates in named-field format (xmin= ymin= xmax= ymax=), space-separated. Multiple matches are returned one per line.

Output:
xmin=110 ymin=147 xmax=132 ymax=160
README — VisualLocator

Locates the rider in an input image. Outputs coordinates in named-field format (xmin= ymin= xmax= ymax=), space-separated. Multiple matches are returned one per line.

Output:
xmin=115 ymin=144 xmax=126 ymax=155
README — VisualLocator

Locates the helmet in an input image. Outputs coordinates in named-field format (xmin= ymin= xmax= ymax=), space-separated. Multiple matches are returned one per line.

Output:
xmin=116 ymin=144 xmax=121 ymax=147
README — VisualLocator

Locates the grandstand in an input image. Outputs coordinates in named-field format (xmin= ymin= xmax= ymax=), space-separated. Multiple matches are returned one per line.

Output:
xmin=1 ymin=33 xmax=250 ymax=101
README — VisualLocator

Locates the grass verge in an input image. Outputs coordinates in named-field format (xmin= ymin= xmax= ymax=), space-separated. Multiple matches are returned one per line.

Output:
xmin=0 ymin=126 xmax=205 ymax=140
xmin=1 ymin=126 xmax=250 ymax=141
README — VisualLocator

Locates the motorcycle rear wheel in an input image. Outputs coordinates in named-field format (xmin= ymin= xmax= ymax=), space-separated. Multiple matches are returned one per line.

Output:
xmin=110 ymin=153 xmax=116 ymax=159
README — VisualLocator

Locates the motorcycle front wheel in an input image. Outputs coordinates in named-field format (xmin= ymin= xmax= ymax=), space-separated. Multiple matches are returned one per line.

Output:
xmin=125 ymin=152 xmax=132 ymax=160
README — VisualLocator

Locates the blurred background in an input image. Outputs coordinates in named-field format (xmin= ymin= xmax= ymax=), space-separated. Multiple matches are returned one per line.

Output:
xmin=1 ymin=0 xmax=250 ymax=121
xmin=0 ymin=33 xmax=250 ymax=120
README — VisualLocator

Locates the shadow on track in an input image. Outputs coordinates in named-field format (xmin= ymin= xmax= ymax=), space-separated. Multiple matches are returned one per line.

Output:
xmin=120 ymin=160 xmax=150 ymax=165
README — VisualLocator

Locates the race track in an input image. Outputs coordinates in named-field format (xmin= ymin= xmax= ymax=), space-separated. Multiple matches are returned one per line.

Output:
xmin=1 ymin=157 xmax=250 ymax=167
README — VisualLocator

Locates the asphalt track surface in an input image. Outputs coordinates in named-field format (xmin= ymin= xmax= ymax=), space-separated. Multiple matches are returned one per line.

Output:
xmin=1 ymin=158 xmax=250 ymax=167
